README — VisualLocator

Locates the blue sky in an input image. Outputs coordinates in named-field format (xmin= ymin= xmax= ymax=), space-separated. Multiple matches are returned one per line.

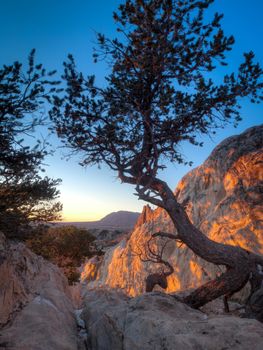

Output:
xmin=0 ymin=0 xmax=262 ymax=221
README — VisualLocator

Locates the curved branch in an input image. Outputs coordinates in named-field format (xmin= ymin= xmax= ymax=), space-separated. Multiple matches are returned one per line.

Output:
xmin=152 ymin=231 xmax=180 ymax=240
xmin=184 ymin=265 xmax=250 ymax=309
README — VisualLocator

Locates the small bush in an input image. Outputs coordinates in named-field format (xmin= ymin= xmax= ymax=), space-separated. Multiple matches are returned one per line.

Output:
xmin=27 ymin=225 xmax=96 ymax=283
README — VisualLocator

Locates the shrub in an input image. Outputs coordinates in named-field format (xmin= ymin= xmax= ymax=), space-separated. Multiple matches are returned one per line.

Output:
xmin=27 ymin=225 xmax=96 ymax=284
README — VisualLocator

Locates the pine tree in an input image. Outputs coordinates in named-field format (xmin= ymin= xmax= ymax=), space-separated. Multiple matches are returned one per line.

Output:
xmin=50 ymin=0 xmax=263 ymax=307
xmin=0 ymin=50 xmax=62 ymax=238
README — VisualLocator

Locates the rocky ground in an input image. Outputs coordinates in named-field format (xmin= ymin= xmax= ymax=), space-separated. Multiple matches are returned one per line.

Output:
xmin=0 ymin=226 xmax=262 ymax=350
xmin=81 ymin=288 xmax=263 ymax=350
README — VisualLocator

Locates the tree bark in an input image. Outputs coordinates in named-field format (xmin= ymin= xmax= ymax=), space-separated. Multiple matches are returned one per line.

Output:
xmin=140 ymin=175 xmax=262 ymax=308
xmin=163 ymin=197 xmax=253 ymax=308
xmin=119 ymin=171 xmax=263 ymax=308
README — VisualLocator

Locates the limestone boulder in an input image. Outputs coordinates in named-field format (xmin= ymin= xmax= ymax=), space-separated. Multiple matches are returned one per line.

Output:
xmin=82 ymin=289 xmax=263 ymax=350
xmin=0 ymin=233 xmax=78 ymax=350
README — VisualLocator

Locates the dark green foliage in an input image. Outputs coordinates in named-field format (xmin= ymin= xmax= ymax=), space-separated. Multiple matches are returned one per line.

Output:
xmin=0 ymin=178 xmax=62 ymax=238
xmin=27 ymin=225 xmax=96 ymax=284
xmin=51 ymin=0 xmax=262 ymax=184
xmin=0 ymin=50 xmax=62 ymax=238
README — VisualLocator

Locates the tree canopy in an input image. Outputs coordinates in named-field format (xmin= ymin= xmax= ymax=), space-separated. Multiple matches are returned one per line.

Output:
xmin=0 ymin=50 xmax=62 ymax=238
xmin=51 ymin=0 xmax=262 ymax=190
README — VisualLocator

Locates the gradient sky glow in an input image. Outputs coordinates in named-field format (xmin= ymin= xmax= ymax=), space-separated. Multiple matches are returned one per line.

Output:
xmin=0 ymin=0 xmax=262 ymax=221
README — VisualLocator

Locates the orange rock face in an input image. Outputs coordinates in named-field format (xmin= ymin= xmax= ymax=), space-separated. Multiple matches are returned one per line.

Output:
xmin=82 ymin=125 xmax=263 ymax=298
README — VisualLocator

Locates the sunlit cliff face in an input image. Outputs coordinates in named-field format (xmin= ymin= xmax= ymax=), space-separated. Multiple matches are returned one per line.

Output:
xmin=177 ymin=150 xmax=263 ymax=253
xmin=81 ymin=125 xmax=263 ymax=297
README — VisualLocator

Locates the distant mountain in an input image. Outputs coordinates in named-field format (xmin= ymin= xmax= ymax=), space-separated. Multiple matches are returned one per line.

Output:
xmin=97 ymin=211 xmax=140 ymax=228
xmin=60 ymin=210 xmax=140 ymax=232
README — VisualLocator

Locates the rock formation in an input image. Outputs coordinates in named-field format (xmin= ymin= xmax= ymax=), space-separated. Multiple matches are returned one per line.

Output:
xmin=1 ymin=126 xmax=262 ymax=349
xmin=82 ymin=289 xmax=263 ymax=350
xmin=0 ymin=232 xmax=79 ymax=350
xmin=81 ymin=125 xmax=263 ymax=299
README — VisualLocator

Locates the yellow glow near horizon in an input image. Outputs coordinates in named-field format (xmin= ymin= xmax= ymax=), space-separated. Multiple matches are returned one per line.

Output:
xmin=61 ymin=200 xmax=111 ymax=222
xmin=59 ymin=190 xmax=109 ymax=222
xmin=59 ymin=188 xmax=142 ymax=222
xmin=61 ymin=213 xmax=102 ymax=222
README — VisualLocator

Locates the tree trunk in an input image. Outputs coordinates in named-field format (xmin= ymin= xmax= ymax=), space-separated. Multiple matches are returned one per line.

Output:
xmin=165 ymin=198 xmax=253 ymax=308
xmin=120 ymin=172 xmax=263 ymax=308
xmin=145 ymin=176 xmax=262 ymax=308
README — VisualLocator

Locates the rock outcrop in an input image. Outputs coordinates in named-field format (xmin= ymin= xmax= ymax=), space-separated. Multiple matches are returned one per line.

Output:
xmin=82 ymin=288 xmax=263 ymax=350
xmin=81 ymin=125 xmax=263 ymax=298
xmin=0 ymin=232 xmax=79 ymax=350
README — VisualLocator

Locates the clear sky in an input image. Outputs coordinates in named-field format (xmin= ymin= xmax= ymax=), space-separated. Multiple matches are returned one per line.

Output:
xmin=0 ymin=0 xmax=262 ymax=221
